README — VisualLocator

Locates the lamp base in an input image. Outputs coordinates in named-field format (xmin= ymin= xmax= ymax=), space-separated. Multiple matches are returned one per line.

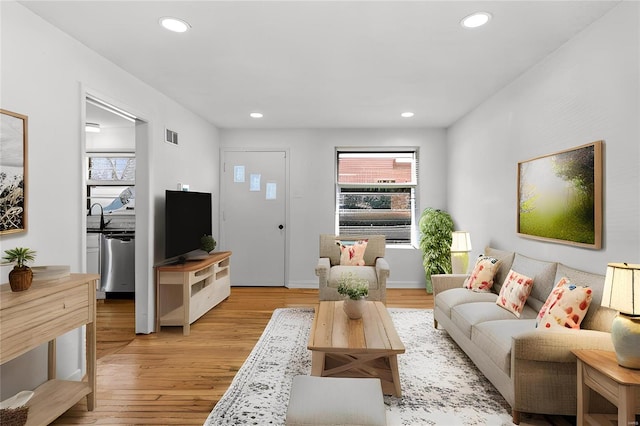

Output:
xmin=451 ymin=252 xmax=469 ymax=275
xmin=611 ymin=313 xmax=640 ymax=369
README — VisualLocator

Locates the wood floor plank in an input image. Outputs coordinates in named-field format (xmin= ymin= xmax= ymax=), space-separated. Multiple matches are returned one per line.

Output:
xmin=51 ymin=287 xmax=431 ymax=425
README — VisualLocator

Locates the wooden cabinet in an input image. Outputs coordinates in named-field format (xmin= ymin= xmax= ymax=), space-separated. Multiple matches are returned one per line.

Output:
xmin=156 ymin=251 xmax=231 ymax=335
xmin=0 ymin=273 xmax=99 ymax=425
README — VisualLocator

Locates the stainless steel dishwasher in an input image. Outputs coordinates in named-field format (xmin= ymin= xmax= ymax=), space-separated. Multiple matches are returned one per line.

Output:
xmin=100 ymin=233 xmax=135 ymax=293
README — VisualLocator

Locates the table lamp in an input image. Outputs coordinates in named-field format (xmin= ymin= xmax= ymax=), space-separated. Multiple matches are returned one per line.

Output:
xmin=450 ymin=231 xmax=472 ymax=274
xmin=601 ymin=262 xmax=640 ymax=369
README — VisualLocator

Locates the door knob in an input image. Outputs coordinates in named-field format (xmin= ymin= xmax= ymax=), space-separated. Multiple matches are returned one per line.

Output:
xmin=278 ymin=224 xmax=284 ymax=230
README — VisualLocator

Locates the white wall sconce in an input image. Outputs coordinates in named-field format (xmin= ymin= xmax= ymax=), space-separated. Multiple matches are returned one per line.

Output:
xmin=451 ymin=231 xmax=472 ymax=274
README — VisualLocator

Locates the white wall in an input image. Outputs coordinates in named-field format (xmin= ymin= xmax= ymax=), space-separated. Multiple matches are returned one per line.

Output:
xmin=219 ymin=128 xmax=447 ymax=288
xmin=0 ymin=1 xmax=219 ymax=399
xmin=447 ymin=2 xmax=639 ymax=273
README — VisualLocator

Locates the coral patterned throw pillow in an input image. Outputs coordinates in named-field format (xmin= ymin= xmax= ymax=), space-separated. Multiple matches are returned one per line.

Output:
xmin=336 ymin=239 xmax=368 ymax=266
xmin=496 ymin=270 xmax=534 ymax=317
xmin=536 ymin=277 xmax=593 ymax=329
xmin=463 ymin=255 xmax=501 ymax=292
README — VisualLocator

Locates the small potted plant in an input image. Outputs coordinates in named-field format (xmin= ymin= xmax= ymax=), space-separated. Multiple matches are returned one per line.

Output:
xmin=200 ymin=234 xmax=217 ymax=254
xmin=337 ymin=272 xmax=369 ymax=319
xmin=2 ymin=247 xmax=36 ymax=292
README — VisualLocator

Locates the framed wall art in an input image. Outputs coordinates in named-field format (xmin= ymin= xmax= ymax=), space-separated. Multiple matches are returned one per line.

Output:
xmin=517 ymin=141 xmax=602 ymax=249
xmin=0 ymin=109 xmax=28 ymax=235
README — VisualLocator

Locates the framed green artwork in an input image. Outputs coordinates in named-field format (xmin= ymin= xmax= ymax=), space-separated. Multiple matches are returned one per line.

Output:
xmin=517 ymin=141 xmax=602 ymax=249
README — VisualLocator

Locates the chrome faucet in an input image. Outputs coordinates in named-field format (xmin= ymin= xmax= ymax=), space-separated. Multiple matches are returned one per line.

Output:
xmin=88 ymin=203 xmax=111 ymax=230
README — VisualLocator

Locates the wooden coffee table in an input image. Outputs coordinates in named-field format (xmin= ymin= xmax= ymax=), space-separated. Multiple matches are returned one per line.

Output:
xmin=307 ymin=300 xmax=405 ymax=396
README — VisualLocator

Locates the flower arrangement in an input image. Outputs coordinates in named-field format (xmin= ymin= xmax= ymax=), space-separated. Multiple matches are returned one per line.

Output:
xmin=337 ymin=272 xmax=369 ymax=300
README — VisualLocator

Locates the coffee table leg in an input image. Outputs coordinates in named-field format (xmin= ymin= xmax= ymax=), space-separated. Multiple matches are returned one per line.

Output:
xmin=389 ymin=355 xmax=402 ymax=397
xmin=311 ymin=351 xmax=326 ymax=376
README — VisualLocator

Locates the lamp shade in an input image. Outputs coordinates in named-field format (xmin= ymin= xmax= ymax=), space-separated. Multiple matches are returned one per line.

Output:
xmin=601 ymin=263 xmax=640 ymax=315
xmin=450 ymin=231 xmax=472 ymax=253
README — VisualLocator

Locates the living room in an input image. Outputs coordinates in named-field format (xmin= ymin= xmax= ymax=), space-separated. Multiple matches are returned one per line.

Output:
xmin=1 ymin=1 xmax=638 ymax=424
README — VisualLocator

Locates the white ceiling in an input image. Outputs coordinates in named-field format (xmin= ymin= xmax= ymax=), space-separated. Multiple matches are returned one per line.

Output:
xmin=20 ymin=1 xmax=620 ymax=129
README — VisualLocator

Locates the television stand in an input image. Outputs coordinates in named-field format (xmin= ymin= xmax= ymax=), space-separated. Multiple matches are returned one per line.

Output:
xmin=155 ymin=251 xmax=231 ymax=335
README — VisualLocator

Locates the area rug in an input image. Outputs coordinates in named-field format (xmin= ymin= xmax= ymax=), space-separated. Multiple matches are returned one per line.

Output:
xmin=204 ymin=308 xmax=515 ymax=426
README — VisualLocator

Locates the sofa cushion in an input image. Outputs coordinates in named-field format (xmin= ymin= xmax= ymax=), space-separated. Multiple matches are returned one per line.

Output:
xmin=328 ymin=266 xmax=379 ymax=290
xmin=496 ymin=270 xmax=534 ymax=318
xmin=484 ymin=247 xmax=515 ymax=294
xmin=451 ymin=302 xmax=537 ymax=339
xmin=536 ymin=277 xmax=593 ymax=329
xmin=509 ymin=254 xmax=558 ymax=312
xmin=435 ymin=288 xmax=498 ymax=318
xmin=463 ymin=255 xmax=502 ymax=292
xmin=555 ymin=264 xmax=615 ymax=332
xmin=472 ymin=319 xmax=537 ymax=376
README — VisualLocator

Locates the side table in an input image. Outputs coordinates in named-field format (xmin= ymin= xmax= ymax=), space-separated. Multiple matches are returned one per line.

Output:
xmin=573 ymin=349 xmax=640 ymax=426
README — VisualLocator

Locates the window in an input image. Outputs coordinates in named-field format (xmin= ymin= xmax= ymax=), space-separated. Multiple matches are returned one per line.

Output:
xmin=336 ymin=150 xmax=418 ymax=245
xmin=86 ymin=154 xmax=136 ymax=212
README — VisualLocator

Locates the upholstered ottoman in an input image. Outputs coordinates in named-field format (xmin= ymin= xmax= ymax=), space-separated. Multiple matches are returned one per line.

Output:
xmin=285 ymin=375 xmax=387 ymax=426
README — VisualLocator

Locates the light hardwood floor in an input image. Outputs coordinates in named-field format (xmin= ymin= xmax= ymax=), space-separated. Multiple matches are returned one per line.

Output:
xmin=53 ymin=287 xmax=432 ymax=425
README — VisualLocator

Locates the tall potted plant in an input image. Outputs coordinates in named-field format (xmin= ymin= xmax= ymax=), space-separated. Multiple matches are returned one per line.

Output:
xmin=2 ymin=247 xmax=36 ymax=292
xmin=419 ymin=208 xmax=453 ymax=293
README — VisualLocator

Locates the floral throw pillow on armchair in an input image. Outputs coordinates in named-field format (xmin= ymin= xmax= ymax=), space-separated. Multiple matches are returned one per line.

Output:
xmin=336 ymin=239 xmax=368 ymax=266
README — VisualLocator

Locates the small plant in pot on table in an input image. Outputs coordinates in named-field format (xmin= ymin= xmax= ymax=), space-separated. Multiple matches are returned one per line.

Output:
xmin=2 ymin=247 xmax=36 ymax=292
xmin=337 ymin=272 xmax=369 ymax=319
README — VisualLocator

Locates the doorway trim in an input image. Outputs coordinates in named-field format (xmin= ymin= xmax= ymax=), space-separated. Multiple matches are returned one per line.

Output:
xmin=80 ymin=85 xmax=155 ymax=334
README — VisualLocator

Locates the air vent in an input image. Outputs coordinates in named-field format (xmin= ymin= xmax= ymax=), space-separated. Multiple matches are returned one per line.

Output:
xmin=165 ymin=128 xmax=178 ymax=145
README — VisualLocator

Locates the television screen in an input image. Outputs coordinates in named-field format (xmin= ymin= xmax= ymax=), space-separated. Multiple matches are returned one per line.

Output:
xmin=165 ymin=190 xmax=212 ymax=261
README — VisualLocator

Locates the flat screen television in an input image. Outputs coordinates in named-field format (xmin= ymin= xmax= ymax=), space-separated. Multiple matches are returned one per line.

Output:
xmin=165 ymin=190 xmax=212 ymax=262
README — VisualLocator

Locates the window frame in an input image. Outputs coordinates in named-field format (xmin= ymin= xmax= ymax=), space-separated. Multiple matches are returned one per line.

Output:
xmin=335 ymin=147 xmax=419 ymax=247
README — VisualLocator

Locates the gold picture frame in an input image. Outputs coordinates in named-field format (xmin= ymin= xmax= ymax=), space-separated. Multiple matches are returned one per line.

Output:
xmin=517 ymin=141 xmax=602 ymax=249
xmin=0 ymin=109 xmax=28 ymax=235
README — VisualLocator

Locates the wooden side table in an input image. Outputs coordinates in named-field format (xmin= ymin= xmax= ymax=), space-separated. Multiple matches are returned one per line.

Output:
xmin=573 ymin=349 xmax=640 ymax=426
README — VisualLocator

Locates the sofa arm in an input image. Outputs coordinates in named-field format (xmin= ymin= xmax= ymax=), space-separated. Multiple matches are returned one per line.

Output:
xmin=375 ymin=257 xmax=390 ymax=280
xmin=513 ymin=329 xmax=614 ymax=363
xmin=432 ymin=274 xmax=468 ymax=297
xmin=315 ymin=258 xmax=330 ymax=284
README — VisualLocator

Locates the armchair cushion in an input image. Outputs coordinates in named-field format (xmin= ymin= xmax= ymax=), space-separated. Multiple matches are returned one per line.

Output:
xmin=329 ymin=266 xmax=379 ymax=290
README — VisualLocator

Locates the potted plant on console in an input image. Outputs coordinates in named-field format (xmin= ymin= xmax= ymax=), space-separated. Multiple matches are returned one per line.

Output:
xmin=337 ymin=272 xmax=369 ymax=319
xmin=2 ymin=247 xmax=36 ymax=292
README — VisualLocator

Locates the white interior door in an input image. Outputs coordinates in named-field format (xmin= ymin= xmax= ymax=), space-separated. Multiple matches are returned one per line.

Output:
xmin=221 ymin=150 xmax=286 ymax=286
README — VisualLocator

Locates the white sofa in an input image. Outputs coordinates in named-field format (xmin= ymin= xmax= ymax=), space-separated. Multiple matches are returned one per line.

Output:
xmin=432 ymin=246 xmax=632 ymax=424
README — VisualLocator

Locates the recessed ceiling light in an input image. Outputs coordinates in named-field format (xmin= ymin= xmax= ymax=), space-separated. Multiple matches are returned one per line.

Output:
xmin=461 ymin=12 xmax=492 ymax=29
xmin=401 ymin=112 xmax=415 ymax=118
xmin=160 ymin=17 xmax=191 ymax=33
xmin=250 ymin=112 xmax=264 ymax=118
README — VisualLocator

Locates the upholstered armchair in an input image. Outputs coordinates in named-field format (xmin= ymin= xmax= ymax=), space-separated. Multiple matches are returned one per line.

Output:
xmin=315 ymin=234 xmax=389 ymax=302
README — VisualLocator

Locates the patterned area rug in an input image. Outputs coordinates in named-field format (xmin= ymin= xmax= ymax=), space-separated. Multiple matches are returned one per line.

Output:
xmin=204 ymin=308 xmax=515 ymax=426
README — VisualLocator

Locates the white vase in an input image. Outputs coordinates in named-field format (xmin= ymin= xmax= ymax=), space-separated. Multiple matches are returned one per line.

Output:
xmin=343 ymin=298 xmax=366 ymax=319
